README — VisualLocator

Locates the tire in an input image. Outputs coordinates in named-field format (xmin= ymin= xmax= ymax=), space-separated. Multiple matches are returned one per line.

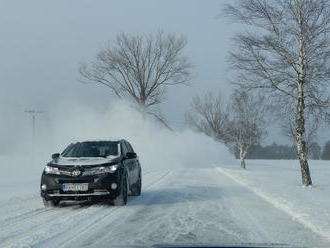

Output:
xmin=131 ymin=173 xmax=141 ymax=196
xmin=113 ymin=175 xmax=128 ymax=206
xmin=43 ymin=198 xmax=60 ymax=207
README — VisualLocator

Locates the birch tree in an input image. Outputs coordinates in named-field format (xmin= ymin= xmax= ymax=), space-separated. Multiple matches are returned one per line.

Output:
xmin=186 ymin=91 xmax=265 ymax=169
xmin=280 ymin=105 xmax=320 ymax=157
xmin=226 ymin=91 xmax=265 ymax=169
xmin=224 ymin=0 xmax=330 ymax=186
xmin=79 ymin=31 xmax=191 ymax=129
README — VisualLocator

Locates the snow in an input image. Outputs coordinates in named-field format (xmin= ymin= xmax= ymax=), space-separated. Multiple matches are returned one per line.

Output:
xmin=1 ymin=103 xmax=330 ymax=247
xmin=54 ymin=156 xmax=120 ymax=166
xmin=0 ymin=156 xmax=41 ymax=201
xmin=217 ymin=160 xmax=330 ymax=243
xmin=1 ymin=158 xmax=330 ymax=247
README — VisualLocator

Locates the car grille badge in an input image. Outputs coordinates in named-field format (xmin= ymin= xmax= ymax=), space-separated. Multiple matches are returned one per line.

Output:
xmin=71 ymin=169 xmax=82 ymax=177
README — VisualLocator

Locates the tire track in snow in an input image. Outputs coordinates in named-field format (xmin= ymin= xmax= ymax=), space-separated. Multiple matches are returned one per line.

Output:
xmin=0 ymin=195 xmax=41 ymax=222
xmin=39 ymin=171 xmax=172 ymax=248
xmin=0 ymin=171 xmax=156 ymax=225
xmin=67 ymin=169 xmax=244 ymax=248
xmin=0 ymin=203 xmax=99 ymax=247
xmin=0 ymin=170 xmax=170 ymax=248
xmin=0 ymin=207 xmax=49 ymax=229
xmin=0 ymin=170 xmax=157 ymax=232
xmin=70 ymin=168 xmax=330 ymax=248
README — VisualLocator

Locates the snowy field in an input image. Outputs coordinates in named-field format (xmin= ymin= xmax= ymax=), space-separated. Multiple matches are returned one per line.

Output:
xmin=217 ymin=160 xmax=330 ymax=244
xmin=1 ymin=156 xmax=330 ymax=248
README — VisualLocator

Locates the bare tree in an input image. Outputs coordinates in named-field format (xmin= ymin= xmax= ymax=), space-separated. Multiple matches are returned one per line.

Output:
xmin=80 ymin=31 xmax=191 ymax=128
xmin=224 ymin=0 xmax=330 ymax=186
xmin=185 ymin=93 xmax=229 ymax=142
xmin=226 ymin=91 xmax=265 ymax=169
xmin=186 ymin=91 xmax=265 ymax=169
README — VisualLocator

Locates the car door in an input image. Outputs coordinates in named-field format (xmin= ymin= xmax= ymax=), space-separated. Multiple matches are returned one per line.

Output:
xmin=122 ymin=141 xmax=134 ymax=185
xmin=126 ymin=141 xmax=139 ymax=183
xmin=121 ymin=141 xmax=130 ymax=182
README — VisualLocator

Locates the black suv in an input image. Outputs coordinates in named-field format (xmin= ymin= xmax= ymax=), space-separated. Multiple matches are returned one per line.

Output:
xmin=40 ymin=139 xmax=142 ymax=207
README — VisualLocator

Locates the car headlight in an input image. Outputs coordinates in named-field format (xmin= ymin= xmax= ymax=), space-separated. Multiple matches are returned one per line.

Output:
xmin=44 ymin=165 xmax=61 ymax=175
xmin=83 ymin=164 xmax=119 ymax=176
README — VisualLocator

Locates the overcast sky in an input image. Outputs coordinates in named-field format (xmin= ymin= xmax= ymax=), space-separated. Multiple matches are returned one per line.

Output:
xmin=1 ymin=0 xmax=294 ymax=147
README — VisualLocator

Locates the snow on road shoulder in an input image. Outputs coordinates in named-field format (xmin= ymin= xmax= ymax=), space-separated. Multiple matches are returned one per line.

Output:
xmin=216 ymin=160 xmax=330 ymax=241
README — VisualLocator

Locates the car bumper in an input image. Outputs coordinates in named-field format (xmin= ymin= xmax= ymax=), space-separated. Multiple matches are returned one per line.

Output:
xmin=44 ymin=191 xmax=112 ymax=201
xmin=40 ymin=173 xmax=120 ymax=201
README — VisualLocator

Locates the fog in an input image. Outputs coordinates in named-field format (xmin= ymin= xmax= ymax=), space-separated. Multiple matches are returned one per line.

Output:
xmin=0 ymin=0 xmax=238 ymax=169
xmin=0 ymin=0 xmax=312 ymax=163
xmin=0 ymin=100 xmax=233 ymax=200
xmin=26 ymin=100 xmax=233 ymax=169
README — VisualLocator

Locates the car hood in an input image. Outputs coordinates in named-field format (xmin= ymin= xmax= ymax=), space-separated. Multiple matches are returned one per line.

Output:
xmin=52 ymin=155 xmax=121 ymax=166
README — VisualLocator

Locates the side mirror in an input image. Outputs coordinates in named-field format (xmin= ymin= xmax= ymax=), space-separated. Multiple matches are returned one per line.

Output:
xmin=125 ymin=152 xmax=137 ymax=159
xmin=52 ymin=153 xmax=60 ymax=160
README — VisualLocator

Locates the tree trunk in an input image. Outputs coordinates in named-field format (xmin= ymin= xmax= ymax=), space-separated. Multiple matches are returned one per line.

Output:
xmin=295 ymin=16 xmax=313 ymax=186
xmin=240 ymin=158 xmax=246 ymax=169
xmin=239 ymin=147 xmax=246 ymax=169
xmin=295 ymin=84 xmax=312 ymax=186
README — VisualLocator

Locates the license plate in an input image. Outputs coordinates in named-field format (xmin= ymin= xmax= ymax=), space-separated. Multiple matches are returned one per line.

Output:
xmin=62 ymin=183 xmax=88 ymax=192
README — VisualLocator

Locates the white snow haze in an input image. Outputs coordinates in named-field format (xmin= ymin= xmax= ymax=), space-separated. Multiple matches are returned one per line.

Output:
xmin=45 ymin=100 xmax=234 ymax=170
xmin=0 ymin=100 xmax=233 ymax=200
xmin=2 ymin=1 xmax=330 ymax=248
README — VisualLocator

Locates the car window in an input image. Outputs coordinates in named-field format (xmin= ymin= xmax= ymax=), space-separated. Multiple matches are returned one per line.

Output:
xmin=121 ymin=141 xmax=128 ymax=155
xmin=126 ymin=142 xmax=135 ymax=153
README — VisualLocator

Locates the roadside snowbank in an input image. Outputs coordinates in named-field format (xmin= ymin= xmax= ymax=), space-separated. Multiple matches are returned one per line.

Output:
xmin=216 ymin=160 xmax=330 ymax=241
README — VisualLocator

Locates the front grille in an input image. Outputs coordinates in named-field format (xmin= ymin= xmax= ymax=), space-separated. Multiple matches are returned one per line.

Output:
xmin=48 ymin=189 xmax=109 ymax=195
xmin=58 ymin=178 xmax=94 ymax=183
xmin=57 ymin=167 xmax=81 ymax=177
xmin=47 ymin=189 xmax=110 ymax=197
xmin=56 ymin=169 xmax=72 ymax=176
xmin=47 ymin=190 xmax=60 ymax=194
xmin=94 ymin=189 xmax=108 ymax=193
xmin=60 ymin=189 xmax=94 ymax=195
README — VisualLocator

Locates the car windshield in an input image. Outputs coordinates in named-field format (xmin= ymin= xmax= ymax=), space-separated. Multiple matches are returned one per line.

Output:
xmin=61 ymin=141 xmax=119 ymax=158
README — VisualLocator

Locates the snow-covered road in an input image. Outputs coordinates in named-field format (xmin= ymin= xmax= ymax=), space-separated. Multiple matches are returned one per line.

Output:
xmin=1 ymin=168 xmax=329 ymax=248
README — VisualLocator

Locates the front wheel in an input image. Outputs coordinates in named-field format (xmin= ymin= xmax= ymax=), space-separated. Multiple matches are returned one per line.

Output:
xmin=43 ymin=198 xmax=60 ymax=207
xmin=113 ymin=176 xmax=128 ymax=206
xmin=131 ymin=173 xmax=141 ymax=196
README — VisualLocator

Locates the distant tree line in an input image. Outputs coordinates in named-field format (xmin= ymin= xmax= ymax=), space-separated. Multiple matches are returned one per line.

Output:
xmin=321 ymin=141 xmax=330 ymax=160
xmin=231 ymin=141 xmax=330 ymax=160
xmin=244 ymin=143 xmax=297 ymax=160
